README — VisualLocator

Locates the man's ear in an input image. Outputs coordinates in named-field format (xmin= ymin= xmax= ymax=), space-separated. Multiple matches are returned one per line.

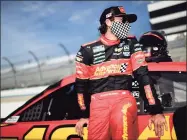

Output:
xmin=105 ymin=19 xmax=112 ymax=27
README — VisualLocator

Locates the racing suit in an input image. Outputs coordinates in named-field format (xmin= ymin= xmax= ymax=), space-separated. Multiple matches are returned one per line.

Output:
xmin=75 ymin=34 xmax=163 ymax=140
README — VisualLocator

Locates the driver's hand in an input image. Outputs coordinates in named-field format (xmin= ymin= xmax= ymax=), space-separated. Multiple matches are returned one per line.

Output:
xmin=148 ymin=114 xmax=168 ymax=137
xmin=75 ymin=118 xmax=89 ymax=137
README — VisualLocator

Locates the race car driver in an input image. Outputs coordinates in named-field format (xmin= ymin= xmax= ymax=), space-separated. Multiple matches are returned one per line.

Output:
xmin=75 ymin=6 xmax=168 ymax=140
xmin=139 ymin=30 xmax=172 ymax=63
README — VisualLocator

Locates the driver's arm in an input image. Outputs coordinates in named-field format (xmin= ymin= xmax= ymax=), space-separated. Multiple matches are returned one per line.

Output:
xmin=75 ymin=46 xmax=92 ymax=118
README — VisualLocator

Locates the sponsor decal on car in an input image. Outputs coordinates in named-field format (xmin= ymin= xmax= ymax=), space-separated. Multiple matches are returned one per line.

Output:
xmin=1 ymin=113 xmax=177 ymax=140
xmin=5 ymin=116 xmax=20 ymax=123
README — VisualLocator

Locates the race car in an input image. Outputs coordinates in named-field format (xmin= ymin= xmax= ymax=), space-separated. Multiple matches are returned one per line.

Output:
xmin=1 ymin=61 xmax=186 ymax=140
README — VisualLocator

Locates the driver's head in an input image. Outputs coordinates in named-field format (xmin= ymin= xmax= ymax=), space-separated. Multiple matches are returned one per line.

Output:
xmin=98 ymin=6 xmax=137 ymax=39
xmin=139 ymin=31 xmax=168 ymax=57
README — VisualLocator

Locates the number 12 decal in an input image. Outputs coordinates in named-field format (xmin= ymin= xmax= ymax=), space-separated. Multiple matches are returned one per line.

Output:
xmin=23 ymin=126 xmax=48 ymax=140
xmin=23 ymin=119 xmax=176 ymax=140
xmin=23 ymin=125 xmax=86 ymax=140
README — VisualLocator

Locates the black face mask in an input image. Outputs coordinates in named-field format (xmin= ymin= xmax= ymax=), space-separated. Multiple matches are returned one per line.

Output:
xmin=110 ymin=21 xmax=131 ymax=39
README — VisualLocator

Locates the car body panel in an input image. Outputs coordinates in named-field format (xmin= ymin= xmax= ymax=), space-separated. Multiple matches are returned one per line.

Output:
xmin=0 ymin=114 xmax=176 ymax=140
xmin=1 ymin=62 xmax=186 ymax=140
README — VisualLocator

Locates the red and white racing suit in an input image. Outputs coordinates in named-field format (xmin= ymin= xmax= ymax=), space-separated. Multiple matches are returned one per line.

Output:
xmin=75 ymin=35 xmax=163 ymax=140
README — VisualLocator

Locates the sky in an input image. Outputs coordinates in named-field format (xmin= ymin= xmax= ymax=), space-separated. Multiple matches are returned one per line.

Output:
xmin=1 ymin=1 xmax=151 ymax=66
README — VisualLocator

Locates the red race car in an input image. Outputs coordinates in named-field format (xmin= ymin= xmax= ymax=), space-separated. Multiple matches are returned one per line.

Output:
xmin=1 ymin=62 xmax=186 ymax=140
